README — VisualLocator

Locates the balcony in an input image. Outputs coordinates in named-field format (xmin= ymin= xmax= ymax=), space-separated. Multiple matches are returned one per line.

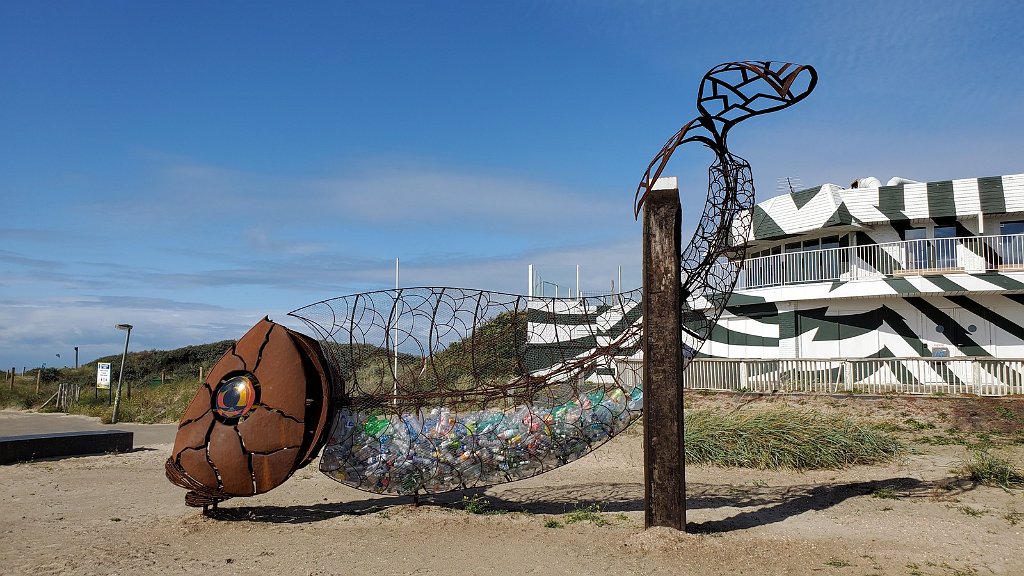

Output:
xmin=616 ymin=357 xmax=1024 ymax=396
xmin=737 ymin=233 xmax=1024 ymax=290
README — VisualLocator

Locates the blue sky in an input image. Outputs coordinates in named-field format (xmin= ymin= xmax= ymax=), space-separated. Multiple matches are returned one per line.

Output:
xmin=3 ymin=1 xmax=1023 ymax=369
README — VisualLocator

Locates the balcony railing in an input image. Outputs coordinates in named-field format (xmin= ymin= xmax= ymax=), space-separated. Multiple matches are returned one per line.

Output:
xmin=616 ymin=357 xmax=1024 ymax=396
xmin=738 ymin=233 xmax=1024 ymax=290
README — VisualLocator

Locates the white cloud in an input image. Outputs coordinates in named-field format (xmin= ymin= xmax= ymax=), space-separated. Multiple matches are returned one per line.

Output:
xmin=307 ymin=162 xmax=624 ymax=232
xmin=82 ymin=156 xmax=631 ymax=243
xmin=0 ymin=296 xmax=273 ymax=369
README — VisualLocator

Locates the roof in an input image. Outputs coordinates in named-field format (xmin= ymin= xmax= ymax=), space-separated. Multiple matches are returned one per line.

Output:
xmin=741 ymin=173 xmax=1024 ymax=242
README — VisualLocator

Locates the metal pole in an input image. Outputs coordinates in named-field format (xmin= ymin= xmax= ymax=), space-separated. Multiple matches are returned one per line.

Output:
xmin=112 ymin=324 xmax=132 ymax=424
xmin=393 ymin=257 xmax=399 ymax=406
xmin=576 ymin=264 xmax=580 ymax=299
xmin=617 ymin=265 xmax=623 ymax=306
xmin=528 ymin=264 xmax=534 ymax=298
xmin=74 ymin=346 xmax=79 ymax=369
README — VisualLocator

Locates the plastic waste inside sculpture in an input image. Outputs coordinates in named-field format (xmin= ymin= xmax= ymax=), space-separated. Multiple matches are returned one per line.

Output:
xmin=165 ymin=61 xmax=817 ymax=508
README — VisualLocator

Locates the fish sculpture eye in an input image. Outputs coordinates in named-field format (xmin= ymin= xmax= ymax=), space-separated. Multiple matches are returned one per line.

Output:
xmin=211 ymin=374 xmax=258 ymax=422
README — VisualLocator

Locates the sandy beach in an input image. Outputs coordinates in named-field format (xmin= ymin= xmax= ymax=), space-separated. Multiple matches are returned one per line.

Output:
xmin=2 ymin=396 xmax=1022 ymax=576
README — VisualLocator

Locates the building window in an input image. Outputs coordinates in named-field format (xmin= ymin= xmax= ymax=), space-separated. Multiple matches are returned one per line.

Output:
xmin=903 ymin=227 xmax=928 ymax=241
xmin=780 ymin=234 xmax=849 ymax=283
xmin=903 ymin=227 xmax=929 ymax=270
xmin=1000 ymin=221 xmax=1024 ymax=267
xmin=933 ymin=226 xmax=957 ymax=269
xmin=784 ymin=241 xmax=804 ymax=283
xmin=902 ymin=226 xmax=959 ymax=270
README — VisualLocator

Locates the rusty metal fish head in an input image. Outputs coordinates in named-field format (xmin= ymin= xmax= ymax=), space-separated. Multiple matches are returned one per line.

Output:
xmin=165 ymin=317 xmax=335 ymax=507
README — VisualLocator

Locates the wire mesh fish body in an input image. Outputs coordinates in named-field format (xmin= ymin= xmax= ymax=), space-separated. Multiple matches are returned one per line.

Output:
xmin=290 ymin=288 xmax=643 ymax=494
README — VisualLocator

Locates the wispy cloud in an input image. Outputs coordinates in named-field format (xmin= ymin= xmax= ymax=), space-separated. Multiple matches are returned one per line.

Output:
xmin=0 ymin=249 xmax=61 ymax=269
xmin=0 ymin=295 xmax=270 ymax=367
xmin=308 ymin=162 xmax=624 ymax=232
xmin=81 ymin=156 xmax=630 ymax=241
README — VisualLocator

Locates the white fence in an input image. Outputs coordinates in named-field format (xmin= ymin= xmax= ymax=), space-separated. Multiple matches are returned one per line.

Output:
xmin=739 ymin=233 xmax=1024 ymax=290
xmin=617 ymin=357 xmax=1024 ymax=396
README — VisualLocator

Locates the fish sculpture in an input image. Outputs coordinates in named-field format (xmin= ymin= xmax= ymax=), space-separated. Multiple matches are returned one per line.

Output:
xmin=165 ymin=61 xmax=817 ymax=508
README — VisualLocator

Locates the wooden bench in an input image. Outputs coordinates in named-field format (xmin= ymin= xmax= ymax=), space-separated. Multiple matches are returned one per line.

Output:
xmin=0 ymin=430 xmax=134 ymax=464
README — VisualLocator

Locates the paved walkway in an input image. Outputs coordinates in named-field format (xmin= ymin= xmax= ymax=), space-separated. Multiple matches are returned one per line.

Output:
xmin=0 ymin=410 xmax=177 ymax=447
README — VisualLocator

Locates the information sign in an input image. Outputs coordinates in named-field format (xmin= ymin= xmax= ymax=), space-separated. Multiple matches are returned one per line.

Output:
xmin=97 ymin=362 xmax=112 ymax=389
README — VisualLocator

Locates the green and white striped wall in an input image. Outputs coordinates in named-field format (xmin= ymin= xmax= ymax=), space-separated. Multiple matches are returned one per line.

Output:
xmin=744 ymin=173 xmax=1024 ymax=242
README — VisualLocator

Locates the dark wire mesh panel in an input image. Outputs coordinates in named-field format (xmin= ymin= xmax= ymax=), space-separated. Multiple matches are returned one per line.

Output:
xmin=289 ymin=287 xmax=643 ymax=494
xmin=633 ymin=61 xmax=817 ymax=356
xmin=678 ymin=153 xmax=754 ymax=354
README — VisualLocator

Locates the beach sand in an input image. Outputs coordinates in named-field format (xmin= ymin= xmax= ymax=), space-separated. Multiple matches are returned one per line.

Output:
xmin=1 ymin=395 xmax=1022 ymax=575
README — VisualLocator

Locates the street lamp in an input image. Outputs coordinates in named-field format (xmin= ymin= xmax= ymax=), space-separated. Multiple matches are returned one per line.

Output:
xmin=111 ymin=323 xmax=133 ymax=425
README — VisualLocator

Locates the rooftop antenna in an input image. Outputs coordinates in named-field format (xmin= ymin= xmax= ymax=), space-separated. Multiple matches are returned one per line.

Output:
xmin=777 ymin=176 xmax=802 ymax=195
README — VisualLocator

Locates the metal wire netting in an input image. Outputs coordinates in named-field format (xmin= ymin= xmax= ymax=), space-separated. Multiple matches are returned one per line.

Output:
xmin=289 ymin=288 xmax=644 ymax=494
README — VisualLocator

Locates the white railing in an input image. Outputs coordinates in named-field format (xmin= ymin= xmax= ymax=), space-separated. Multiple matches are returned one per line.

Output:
xmin=738 ymin=233 xmax=1024 ymax=289
xmin=616 ymin=357 xmax=1024 ymax=396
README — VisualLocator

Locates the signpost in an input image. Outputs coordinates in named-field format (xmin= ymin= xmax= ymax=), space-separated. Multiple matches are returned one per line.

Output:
xmin=642 ymin=180 xmax=687 ymax=531
xmin=96 ymin=362 xmax=111 ymax=402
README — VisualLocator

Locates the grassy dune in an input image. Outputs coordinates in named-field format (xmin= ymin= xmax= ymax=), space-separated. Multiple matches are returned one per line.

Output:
xmin=684 ymin=408 xmax=907 ymax=470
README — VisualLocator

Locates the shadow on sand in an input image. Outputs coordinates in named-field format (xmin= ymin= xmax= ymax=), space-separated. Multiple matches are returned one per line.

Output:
xmin=202 ymin=475 xmax=977 ymax=532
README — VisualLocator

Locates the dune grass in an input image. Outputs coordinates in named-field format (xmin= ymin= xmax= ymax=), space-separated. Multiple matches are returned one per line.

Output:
xmin=684 ymin=407 xmax=907 ymax=470
xmin=69 ymin=378 xmax=201 ymax=424
xmin=0 ymin=377 xmax=202 ymax=424
xmin=955 ymin=448 xmax=1024 ymax=490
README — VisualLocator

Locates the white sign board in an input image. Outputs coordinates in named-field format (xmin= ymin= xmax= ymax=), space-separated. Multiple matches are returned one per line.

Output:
xmin=96 ymin=362 xmax=111 ymax=389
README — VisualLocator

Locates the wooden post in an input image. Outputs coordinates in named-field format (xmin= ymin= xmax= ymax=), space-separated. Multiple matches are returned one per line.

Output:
xmin=35 ymin=369 xmax=41 ymax=393
xmin=198 ymin=366 xmax=204 ymax=384
xmin=642 ymin=179 xmax=686 ymax=531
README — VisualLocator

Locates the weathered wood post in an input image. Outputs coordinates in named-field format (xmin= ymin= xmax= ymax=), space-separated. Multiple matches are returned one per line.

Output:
xmin=642 ymin=177 xmax=686 ymax=531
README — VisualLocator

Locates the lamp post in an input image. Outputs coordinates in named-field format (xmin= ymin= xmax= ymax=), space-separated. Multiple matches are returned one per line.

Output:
xmin=74 ymin=346 xmax=79 ymax=369
xmin=111 ymin=324 xmax=133 ymax=425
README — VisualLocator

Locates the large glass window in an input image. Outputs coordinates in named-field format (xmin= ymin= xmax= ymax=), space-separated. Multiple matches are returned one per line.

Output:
xmin=785 ymin=241 xmax=804 ymax=283
xmin=1001 ymin=221 xmax=1024 ymax=267
xmin=903 ymin=227 xmax=928 ymax=241
xmin=902 ymin=226 xmax=959 ymax=270
xmin=781 ymin=235 xmax=849 ymax=283
xmin=819 ymin=235 xmax=844 ymax=280
xmin=933 ymin=226 xmax=957 ymax=269
xmin=745 ymin=245 xmax=784 ymax=287
xmin=903 ymin=227 xmax=928 ymax=270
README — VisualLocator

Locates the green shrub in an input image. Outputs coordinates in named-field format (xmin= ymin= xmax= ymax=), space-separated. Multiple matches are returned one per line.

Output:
xmin=461 ymin=494 xmax=506 ymax=515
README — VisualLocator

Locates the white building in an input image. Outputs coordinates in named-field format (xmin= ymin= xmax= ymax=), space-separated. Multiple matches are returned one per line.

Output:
xmin=526 ymin=173 xmax=1024 ymax=395
xmin=692 ymin=173 xmax=1024 ymax=395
